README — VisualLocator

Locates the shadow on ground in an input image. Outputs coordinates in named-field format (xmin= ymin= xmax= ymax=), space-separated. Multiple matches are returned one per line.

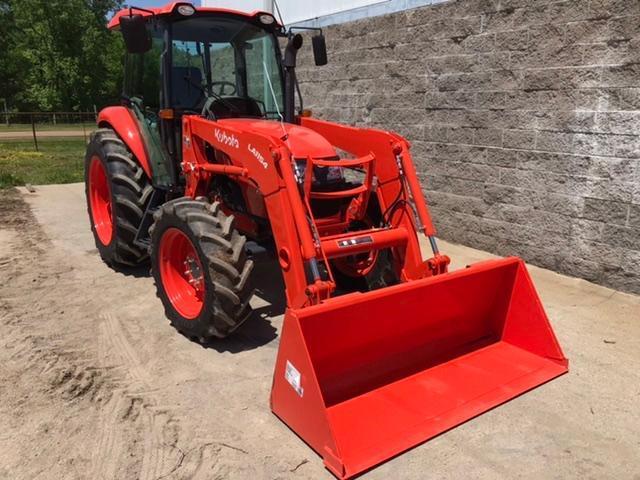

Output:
xmin=205 ymin=258 xmax=284 ymax=353
xmin=110 ymin=252 xmax=285 ymax=353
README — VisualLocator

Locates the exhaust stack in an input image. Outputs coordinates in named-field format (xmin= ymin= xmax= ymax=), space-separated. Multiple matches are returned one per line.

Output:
xmin=283 ymin=33 xmax=303 ymax=123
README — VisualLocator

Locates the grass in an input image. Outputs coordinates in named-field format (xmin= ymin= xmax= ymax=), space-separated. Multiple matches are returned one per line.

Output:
xmin=0 ymin=138 xmax=86 ymax=188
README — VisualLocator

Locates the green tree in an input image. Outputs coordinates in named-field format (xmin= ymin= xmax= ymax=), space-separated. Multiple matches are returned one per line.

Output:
xmin=0 ymin=0 xmax=124 ymax=112
xmin=0 ymin=1 xmax=19 ymax=106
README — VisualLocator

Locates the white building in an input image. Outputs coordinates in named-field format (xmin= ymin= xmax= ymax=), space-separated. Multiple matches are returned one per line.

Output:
xmin=201 ymin=0 xmax=448 ymax=27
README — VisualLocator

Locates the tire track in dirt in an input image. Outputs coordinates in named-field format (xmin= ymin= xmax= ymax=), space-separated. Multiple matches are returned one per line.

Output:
xmin=2 ymin=188 xmax=311 ymax=479
xmin=102 ymin=312 xmax=171 ymax=480
xmin=1 ymin=192 xmax=119 ymax=475
xmin=90 ymin=321 xmax=125 ymax=479
xmin=92 ymin=312 xmax=183 ymax=480
xmin=3 ymin=315 xmax=110 ymax=407
xmin=94 ymin=312 xmax=259 ymax=479
xmin=0 ymin=188 xmax=189 ymax=479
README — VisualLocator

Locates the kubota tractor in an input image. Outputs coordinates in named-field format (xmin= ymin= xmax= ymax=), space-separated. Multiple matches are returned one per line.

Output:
xmin=85 ymin=3 xmax=568 ymax=478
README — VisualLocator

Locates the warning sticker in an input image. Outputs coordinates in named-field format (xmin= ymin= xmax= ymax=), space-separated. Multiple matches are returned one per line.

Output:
xmin=285 ymin=360 xmax=304 ymax=397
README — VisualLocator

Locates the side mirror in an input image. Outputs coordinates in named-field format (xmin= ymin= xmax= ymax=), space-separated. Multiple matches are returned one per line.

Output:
xmin=120 ymin=14 xmax=152 ymax=54
xmin=312 ymin=34 xmax=328 ymax=66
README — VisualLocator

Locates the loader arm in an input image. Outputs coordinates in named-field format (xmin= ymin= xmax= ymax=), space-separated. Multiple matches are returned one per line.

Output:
xmin=300 ymin=116 xmax=450 ymax=276
xmin=182 ymin=115 xmax=311 ymax=308
xmin=181 ymin=115 xmax=447 ymax=308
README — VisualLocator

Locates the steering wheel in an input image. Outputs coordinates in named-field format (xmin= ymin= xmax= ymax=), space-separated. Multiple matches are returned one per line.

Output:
xmin=210 ymin=81 xmax=236 ymax=96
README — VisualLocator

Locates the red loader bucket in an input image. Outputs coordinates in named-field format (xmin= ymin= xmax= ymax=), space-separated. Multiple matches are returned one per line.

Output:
xmin=271 ymin=257 xmax=568 ymax=478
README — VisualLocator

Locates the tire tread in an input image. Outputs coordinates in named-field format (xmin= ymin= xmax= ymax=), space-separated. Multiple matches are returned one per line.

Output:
xmin=150 ymin=198 xmax=254 ymax=339
xmin=85 ymin=127 xmax=152 ymax=267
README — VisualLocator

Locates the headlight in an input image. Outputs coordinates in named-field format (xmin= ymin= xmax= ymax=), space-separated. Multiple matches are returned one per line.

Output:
xmin=258 ymin=13 xmax=275 ymax=25
xmin=176 ymin=4 xmax=195 ymax=16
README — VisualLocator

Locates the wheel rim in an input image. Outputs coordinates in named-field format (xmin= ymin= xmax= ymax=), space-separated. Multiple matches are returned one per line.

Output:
xmin=88 ymin=156 xmax=113 ymax=245
xmin=158 ymin=228 xmax=206 ymax=320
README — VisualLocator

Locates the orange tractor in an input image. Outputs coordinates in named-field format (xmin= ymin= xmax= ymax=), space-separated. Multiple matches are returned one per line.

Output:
xmin=85 ymin=3 xmax=568 ymax=478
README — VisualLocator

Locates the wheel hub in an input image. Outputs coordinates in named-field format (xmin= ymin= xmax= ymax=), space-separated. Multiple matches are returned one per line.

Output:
xmin=184 ymin=255 xmax=204 ymax=292
xmin=158 ymin=228 xmax=206 ymax=319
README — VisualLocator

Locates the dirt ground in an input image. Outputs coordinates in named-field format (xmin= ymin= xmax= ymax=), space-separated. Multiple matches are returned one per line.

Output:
xmin=0 ymin=183 xmax=639 ymax=480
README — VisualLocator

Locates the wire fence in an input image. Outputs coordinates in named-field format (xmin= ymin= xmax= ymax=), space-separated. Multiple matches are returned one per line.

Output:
xmin=0 ymin=111 xmax=98 ymax=150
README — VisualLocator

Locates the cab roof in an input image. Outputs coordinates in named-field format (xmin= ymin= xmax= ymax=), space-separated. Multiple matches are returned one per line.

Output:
xmin=108 ymin=2 xmax=279 ymax=30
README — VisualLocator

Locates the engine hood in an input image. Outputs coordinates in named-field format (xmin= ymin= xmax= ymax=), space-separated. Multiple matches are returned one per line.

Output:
xmin=217 ymin=118 xmax=337 ymax=159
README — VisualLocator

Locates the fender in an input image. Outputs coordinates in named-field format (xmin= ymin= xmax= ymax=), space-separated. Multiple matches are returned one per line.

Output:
xmin=97 ymin=106 xmax=153 ymax=179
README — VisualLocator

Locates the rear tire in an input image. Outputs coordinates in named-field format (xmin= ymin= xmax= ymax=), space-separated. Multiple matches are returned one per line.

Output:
xmin=84 ymin=128 xmax=152 ymax=267
xmin=150 ymin=198 xmax=254 ymax=340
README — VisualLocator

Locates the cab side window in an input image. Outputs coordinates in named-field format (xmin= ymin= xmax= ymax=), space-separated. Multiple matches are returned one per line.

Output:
xmin=124 ymin=34 xmax=163 ymax=110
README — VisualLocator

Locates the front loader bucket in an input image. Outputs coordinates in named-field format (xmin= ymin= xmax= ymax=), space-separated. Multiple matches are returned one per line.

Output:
xmin=271 ymin=257 xmax=568 ymax=478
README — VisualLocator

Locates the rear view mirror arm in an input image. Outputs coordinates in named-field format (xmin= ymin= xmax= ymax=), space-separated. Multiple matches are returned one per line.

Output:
xmin=287 ymin=26 xmax=323 ymax=35
xmin=294 ymin=76 xmax=303 ymax=115
xmin=127 ymin=6 xmax=156 ymax=17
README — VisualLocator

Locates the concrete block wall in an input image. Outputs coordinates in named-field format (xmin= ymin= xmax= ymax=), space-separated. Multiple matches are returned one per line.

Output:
xmin=295 ymin=0 xmax=640 ymax=294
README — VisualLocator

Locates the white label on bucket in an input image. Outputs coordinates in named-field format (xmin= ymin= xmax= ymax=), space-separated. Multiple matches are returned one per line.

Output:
xmin=285 ymin=360 xmax=304 ymax=397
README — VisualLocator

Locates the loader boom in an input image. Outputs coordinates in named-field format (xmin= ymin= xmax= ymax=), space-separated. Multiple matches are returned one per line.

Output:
xmin=181 ymin=114 xmax=447 ymax=307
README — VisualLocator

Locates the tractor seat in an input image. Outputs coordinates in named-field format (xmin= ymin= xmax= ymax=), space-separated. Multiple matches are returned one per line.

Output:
xmin=206 ymin=97 xmax=264 ymax=119
xmin=171 ymin=66 xmax=204 ymax=111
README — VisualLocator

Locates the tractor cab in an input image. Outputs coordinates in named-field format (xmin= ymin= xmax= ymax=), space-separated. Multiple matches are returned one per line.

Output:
xmin=109 ymin=2 xmax=327 ymax=187
xmin=117 ymin=6 xmax=285 ymax=119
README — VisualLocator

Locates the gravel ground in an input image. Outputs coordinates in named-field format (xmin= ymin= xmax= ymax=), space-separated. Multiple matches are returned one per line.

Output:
xmin=0 ymin=183 xmax=638 ymax=480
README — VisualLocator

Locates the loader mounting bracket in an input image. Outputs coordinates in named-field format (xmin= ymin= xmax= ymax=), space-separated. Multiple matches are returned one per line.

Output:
xmin=426 ymin=253 xmax=451 ymax=276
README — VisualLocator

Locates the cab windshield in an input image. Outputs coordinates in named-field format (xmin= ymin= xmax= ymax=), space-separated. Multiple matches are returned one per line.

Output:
xmin=170 ymin=15 xmax=284 ymax=119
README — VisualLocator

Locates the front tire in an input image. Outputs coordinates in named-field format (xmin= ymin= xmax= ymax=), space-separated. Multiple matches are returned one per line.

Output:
xmin=84 ymin=128 xmax=152 ymax=267
xmin=150 ymin=198 xmax=254 ymax=340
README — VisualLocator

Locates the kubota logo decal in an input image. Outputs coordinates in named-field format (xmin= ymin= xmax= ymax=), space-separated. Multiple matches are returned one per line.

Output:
xmin=214 ymin=128 xmax=239 ymax=149
xmin=248 ymin=144 xmax=268 ymax=169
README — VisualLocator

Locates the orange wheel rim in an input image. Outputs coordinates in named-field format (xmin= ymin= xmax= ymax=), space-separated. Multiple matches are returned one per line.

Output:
xmin=158 ymin=228 xmax=206 ymax=319
xmin=88 ymin=156 xmax=113 ymax=245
